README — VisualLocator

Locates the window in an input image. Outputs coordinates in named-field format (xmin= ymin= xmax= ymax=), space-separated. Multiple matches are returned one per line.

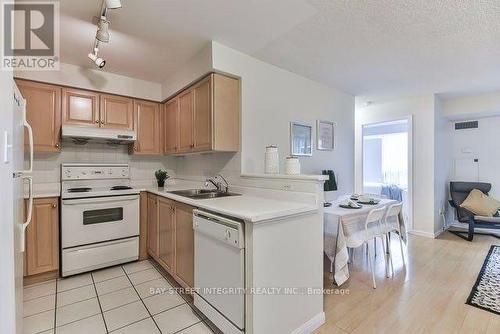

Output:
xmin=363 ymin=132 xmax=408 ymax=188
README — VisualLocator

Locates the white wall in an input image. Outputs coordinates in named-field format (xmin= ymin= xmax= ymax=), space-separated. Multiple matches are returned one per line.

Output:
xmin=161 ymin=43 xmax=213 ymax=99
xmin=15 ymin=62 xmax=162 ymax=101
xmin=449 ymin=116 xmax=500 ymax=199
xmin=442 ymin=90 xmax=500 ymax=120
xmin=355 ymin=96 xmax=436 ymax=236
xmin=434 ymin=97 xmax=452 ymax=233
xmin=211 ymin=42 xmax=355 ymax=195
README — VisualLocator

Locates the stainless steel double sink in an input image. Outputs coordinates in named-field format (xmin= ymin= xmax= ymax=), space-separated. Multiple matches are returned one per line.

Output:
xmin=167 ymin=189 xmax=241 ymax=200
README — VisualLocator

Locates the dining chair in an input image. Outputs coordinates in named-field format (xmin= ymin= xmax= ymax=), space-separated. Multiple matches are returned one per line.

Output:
xmin=382 ymin=203 xmax=405 ymax=276
xmin=345 ymin=206 xmax=387 ymax=289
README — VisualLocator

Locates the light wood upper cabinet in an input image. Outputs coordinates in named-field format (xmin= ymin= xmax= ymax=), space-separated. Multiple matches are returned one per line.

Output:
xmin=163 ymin=73 xmax=240 ymax=156
xmin=164 ymin=98 xmax=179 ymax=155
xmin=62 ymin=88 xmax=99 ymax=127
xmin=212 ymin=73 xmax=240 ymax=152
xmin=100 ymin=94 xmax=134 ymax=130
xmin=147 ymin=193 xmax=159 ymax=259
xmin=133 ymin=100 xmax=161 ymax=155
xmin=193 ymin=76 xmax=212 ymax=151
xmin=16 ymin=80 xmax=62 ymax=152
xmin=178 ymin=90 xmax=194 ymax=153
xmin=158 ymin=197 xmax=175 ymax=271
xmin=25 ymin=198 xmax=59 ymax=276
xmin=174 ymin=202 xmax=194 ymax=288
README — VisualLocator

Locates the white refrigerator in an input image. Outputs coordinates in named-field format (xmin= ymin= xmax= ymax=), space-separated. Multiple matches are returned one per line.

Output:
xmin=0 ymin=74 xmax=34 ymax=334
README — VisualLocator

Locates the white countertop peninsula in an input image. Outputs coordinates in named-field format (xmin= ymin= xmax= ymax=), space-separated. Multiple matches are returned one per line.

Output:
xmin=136 ymin=175 xmax=326 ymax=334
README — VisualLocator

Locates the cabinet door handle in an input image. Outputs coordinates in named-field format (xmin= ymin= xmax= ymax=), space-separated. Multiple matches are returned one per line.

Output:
xmin=55 ymin=143 xmax=60 ymax=148
xmin=95 ymin=120 xmax=99 ymax=124
xmin=52 ymin=203 xmax=57 ymax=208
xmin=100 ymin=121 xmax=104 ymax=125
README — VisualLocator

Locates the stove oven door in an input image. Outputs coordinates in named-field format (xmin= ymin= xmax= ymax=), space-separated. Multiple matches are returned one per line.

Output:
xmin=61 ymin=194 xmax=139 ymax=248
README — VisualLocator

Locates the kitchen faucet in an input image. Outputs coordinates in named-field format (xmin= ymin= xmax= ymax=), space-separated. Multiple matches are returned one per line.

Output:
xmin=205 ymin=174 xmax=229 ymax=193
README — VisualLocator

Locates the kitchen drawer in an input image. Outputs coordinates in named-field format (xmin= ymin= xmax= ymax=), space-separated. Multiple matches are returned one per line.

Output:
xmin=62 ymin=236 xmax=138 ymax=277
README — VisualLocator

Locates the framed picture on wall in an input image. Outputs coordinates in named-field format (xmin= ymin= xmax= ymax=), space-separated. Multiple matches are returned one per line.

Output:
xmin=290 ymin=122 xmax=313 ymax=156
xmin=317 ymin=120 xmax=335 ymax=151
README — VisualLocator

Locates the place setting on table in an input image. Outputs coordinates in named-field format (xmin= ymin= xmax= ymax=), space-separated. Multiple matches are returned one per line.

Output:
xmin=323 ymin=193 xmax=407 ymax=286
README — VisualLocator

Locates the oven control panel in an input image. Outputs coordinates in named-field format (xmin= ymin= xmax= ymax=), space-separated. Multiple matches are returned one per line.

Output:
xmin=62 ymin=164 xmax=129 ymax=180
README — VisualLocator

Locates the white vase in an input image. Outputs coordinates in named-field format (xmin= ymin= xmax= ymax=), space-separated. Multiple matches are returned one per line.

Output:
xmin=265 ymin=145 xmax=279 ymax=174
xmin=285 ymin=156 xmax=300 ymax=175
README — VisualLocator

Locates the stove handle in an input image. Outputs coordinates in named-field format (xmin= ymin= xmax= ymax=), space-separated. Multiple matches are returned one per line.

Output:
xmin=62 ymin=195 xmax=139 ymax=205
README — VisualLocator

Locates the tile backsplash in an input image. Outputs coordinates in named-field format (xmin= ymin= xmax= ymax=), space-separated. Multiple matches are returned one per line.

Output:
xmin=31 ymin=142 xmax=176 ymax=184
xmin=31 ymin=141 xmax=241 ymax=185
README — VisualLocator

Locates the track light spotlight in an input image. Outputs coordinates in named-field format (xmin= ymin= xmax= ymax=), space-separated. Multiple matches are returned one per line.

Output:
xmin=88 ymin=49 xmax=106 ymax=69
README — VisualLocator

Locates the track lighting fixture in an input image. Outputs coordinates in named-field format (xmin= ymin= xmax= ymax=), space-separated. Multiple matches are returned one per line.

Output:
xmin=96 ymin=17 xmax=110 ymax=43
xmin=105 ymin=0 xmax=122 ymax=9
xmin=87 ymin=0 xmax=122 ymax=68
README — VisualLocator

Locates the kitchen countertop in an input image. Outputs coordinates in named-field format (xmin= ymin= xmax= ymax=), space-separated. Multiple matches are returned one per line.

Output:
xmin=25 ymin=183 xmax=60 ymax=199
xmin=143 ymin=184 xmax=320 ymax=223
xmin=25 ymin=180 xmax=320 ymax=222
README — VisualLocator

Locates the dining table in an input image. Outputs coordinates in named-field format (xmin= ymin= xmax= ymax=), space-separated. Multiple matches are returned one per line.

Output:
xmin=323 ymin=197 xmax=407 ymax=286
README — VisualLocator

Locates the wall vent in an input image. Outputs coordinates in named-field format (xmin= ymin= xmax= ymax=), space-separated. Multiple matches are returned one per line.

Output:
xmin=455 ymin=121 xmax=478 ymax=130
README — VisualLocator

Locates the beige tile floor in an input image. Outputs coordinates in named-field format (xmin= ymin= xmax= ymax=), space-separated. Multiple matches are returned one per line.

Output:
xmin=315 ymin=232 xmax=500 ymax=334
xmin=24 ymin=232 xmax=500 ymax=334
xmin=23 ymin=260 xmax=213 ymax=334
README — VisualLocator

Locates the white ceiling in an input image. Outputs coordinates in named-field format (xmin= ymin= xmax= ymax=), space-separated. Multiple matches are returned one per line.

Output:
xmin=58 ymin=0 xmax=500 ymax=97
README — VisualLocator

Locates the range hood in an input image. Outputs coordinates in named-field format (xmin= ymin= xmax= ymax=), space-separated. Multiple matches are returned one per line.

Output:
xmin=62 ymin=125 xmax=136 ymax=144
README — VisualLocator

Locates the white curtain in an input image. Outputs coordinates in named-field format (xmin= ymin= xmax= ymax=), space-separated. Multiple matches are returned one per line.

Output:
xmin=381 ymin=132 xmax=408 ymax=188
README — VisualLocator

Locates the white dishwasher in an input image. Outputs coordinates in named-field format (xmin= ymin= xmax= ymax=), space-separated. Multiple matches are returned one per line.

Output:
xmin=193 ymin=210 xmax=245 ymax=334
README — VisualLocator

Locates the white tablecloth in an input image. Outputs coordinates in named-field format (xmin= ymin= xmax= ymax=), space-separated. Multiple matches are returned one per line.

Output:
xmin=323 ymin=199 xmax=406 ymax=286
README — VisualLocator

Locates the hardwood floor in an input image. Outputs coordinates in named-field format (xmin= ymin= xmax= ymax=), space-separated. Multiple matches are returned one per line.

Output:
xmin=315 ymin=232 xmax=500 ymax=334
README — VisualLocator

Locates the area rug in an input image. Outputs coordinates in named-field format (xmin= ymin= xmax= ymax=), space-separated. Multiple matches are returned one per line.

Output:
xmin=466 ymin=245 xmax=500 ymax=315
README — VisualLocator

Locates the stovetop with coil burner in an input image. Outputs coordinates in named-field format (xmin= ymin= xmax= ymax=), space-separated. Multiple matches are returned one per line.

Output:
xmin=61 ymin=164 xmax=139 ymax=199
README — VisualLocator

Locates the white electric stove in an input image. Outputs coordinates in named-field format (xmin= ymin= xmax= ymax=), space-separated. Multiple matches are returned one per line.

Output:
xmin=61 ymin=163 xmax=140 ymax=277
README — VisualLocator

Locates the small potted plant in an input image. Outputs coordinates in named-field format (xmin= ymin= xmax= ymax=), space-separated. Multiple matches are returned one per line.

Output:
xmin=155 ymin=169 xmax=169 ymax=188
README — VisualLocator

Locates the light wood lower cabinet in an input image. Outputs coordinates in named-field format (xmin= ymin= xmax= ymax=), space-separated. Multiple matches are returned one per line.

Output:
xmin=147 ymin=193 xmax=159 ymax=259
xmin=173 ymin=203 xmax=194 ymax=288
xmin=25 ymin=197 xmax=59 ymax=277
xmin=139 ymin=192 xmax=149 ymax=260
xmin=146 ymin=194 xmax=194 ymax=288
xmin=158 ymin=197 xmax=175 ymax=271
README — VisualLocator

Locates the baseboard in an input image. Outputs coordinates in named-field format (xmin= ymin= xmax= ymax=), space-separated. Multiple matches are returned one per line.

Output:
xmin=433 ymin=229 xmax=445 ymax=238
xmin=407 ymin=230 xmax=435 ymax=239
xmin=24 ymin=270 xmax=59 ymax=286
xmin=291 ymin=312 xmax=325 ymax=334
